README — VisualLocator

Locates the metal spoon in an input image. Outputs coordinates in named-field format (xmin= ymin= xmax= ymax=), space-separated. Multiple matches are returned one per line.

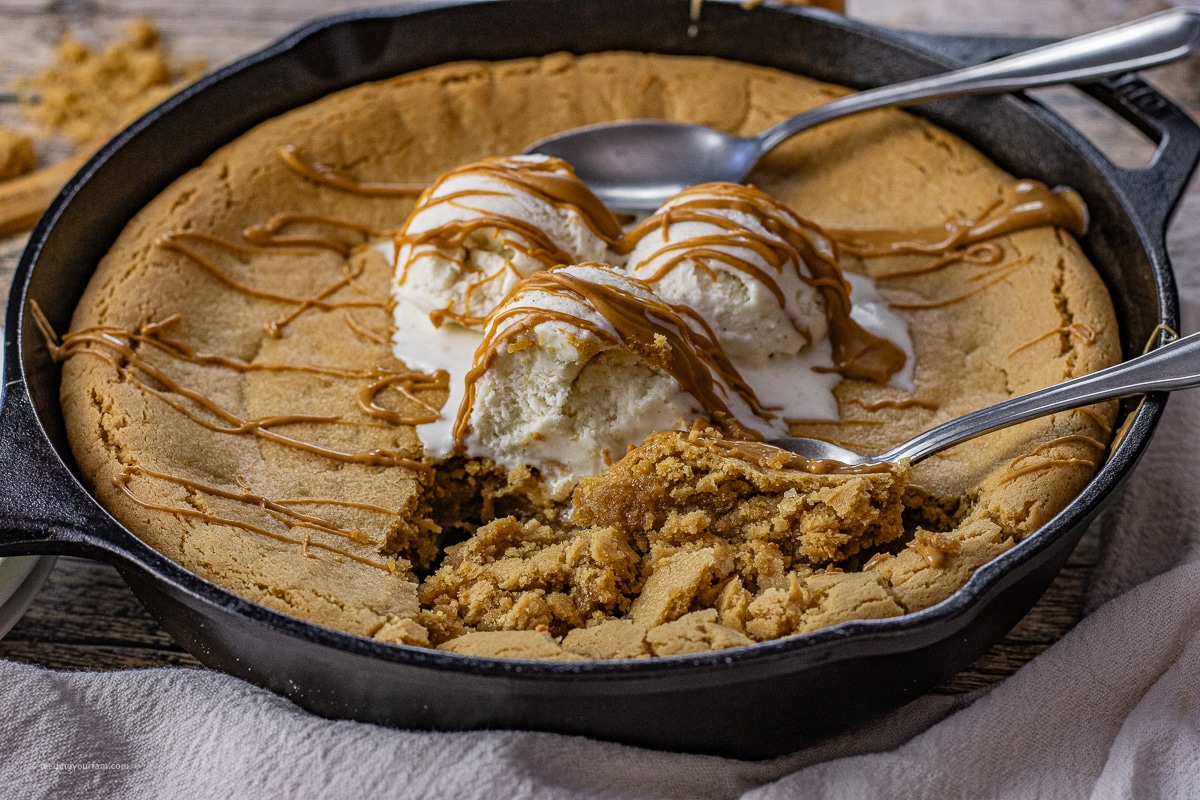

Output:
xmin=526 ymin=9 xmax=1200 ymax=212
xmin=765 ymin=329 xmax=1200 ymax=466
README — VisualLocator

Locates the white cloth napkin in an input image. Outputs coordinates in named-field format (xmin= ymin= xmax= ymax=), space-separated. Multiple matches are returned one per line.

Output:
xmin=3 ymin=380 xmax=1200 ymax=799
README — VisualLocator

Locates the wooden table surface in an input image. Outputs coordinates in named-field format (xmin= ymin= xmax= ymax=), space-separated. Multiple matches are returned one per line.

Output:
xmin=1 ymin=0 xmax=1198 ymax=696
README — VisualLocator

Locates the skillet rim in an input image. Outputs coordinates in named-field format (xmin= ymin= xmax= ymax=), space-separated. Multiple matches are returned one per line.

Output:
xmin=1 ymin=0 xmax=1186 ymax=681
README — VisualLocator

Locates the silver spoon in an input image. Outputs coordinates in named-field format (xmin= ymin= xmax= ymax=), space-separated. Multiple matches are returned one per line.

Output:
xmin=526 ymin=9 xmax=1200 ymax=212
xmin=765 ymin=329 xmax=1199 ymax=466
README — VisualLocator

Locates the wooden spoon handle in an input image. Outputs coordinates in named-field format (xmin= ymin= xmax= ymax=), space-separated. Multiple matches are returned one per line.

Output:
xmin=0 ymin=149 xmax=91 ymax=238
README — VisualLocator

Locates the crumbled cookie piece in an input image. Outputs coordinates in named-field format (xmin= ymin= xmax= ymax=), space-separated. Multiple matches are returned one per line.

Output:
xmin=438 ymin=630 xmax=584 ymax=660
xmin=562 ymin=619 xmax=651 ymax=659
xmin=373 ymin=617 xmax=431 ymax=647
xmin=629 ymin=544 xmax=735 ymax=626
xmin=419 ymin=517 xmax=640 ymax=642
xmin=573 ymin=430 xmax=909 ymax=573
xmin=796 ymin=570 xmax=905 ymax=633
xmin=870 ymin=518 xmax=1015 ymax=613
xmin=646 ymin=609 xmax=753 ymax=657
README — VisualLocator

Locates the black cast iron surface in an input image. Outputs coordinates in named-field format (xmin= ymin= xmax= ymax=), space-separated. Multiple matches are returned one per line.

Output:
xmin=0 ymin=0 xmax=1195 ymax=758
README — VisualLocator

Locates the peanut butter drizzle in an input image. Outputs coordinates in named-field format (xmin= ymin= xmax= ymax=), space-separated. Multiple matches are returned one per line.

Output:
xmin=906 ymin=532 xmax=959 ymax=569
xmin=425 ymin=157 xmax=624 ymax=242
xmin=824 ymin=180 xmax=1087 ymax=257
xmin=620 ymin=183 xmax=906 ymax=383
xmin=991 ymin=434 xmax=1106 ymax=485
xmin=783 ymin=418 xmax=884 ymax=426
xmin=889 ymin=255 xmax=1033 ymax=311
xmin=1031 ymin=434 xmax=1108 ymax=455
xmin=242 ymin=213 xmax=389 ymax=256
xmin=873 ymin=242 xmax=1004 ymax=282
xmin=156 ymin=231 xmax=388 ymax=338
xmin=1007 ymin=321 xmax=1098 ymax=359
xmin=393 ymin=157 xmax=625 ymax=327
xmin=845 ymin=396 xmax=939 ymax=412
xmin=1008 ymin=434 xmax=1107 ymax=470
xmin=862 ymin=552 xmax=889 ymax=571
xmin=996 ymin=457 xmax=1095 ymax=484
xmin=452 ymin=265 xmax=776 ymax=447
xmin=342 ymin=309 xmax=391 ymax=344
xmin=278 ymin=145 xmax=426 ymax=196
xmin=39 ymin=312 xmax=438 ymax=471
xmin=273 ymin=497 xmax=407 ymax=516
xmin=358 ymin=370 xmax=448 ymax=426
xmin=113 ymin=465 xmax=395 ymax=572
xmin=699 ymin=436 xmax=894 ymax=475
xmin=908 ymin=540 xmax=947 ymax=569
xmin=1074 ymin=406 xmax=1114 ymax=435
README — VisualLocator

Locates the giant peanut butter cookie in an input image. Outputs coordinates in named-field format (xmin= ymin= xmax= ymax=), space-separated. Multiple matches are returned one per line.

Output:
xmin=57 ymin=52 xmax=1119 ymax=656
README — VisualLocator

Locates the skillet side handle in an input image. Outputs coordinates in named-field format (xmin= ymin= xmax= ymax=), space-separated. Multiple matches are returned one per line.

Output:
xmin=1077 ymin=73 xmax=1200 ymax=237
xmin=0 ymin=379 xmax=116 ymax=559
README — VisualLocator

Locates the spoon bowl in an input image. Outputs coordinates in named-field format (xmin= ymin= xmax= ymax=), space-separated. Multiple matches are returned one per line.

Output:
xmin=526 ymin=9 xmax=1200 ymax=212
xmin=527 ymin=121 xmax=760 ymax=212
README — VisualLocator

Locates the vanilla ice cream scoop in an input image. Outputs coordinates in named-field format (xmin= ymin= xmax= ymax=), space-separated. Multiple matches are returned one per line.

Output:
xmin=385 ymin=155 xmax=625 ymax=328
xmin=624 ymin=182 xmax=905 ymax=384
xmin=624 ymin=182 xmax=832 ymax=362
xmin=453 ymin=263 xmax=785 ymax=488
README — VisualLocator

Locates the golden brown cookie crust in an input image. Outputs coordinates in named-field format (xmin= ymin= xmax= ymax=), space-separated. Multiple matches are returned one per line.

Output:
xmin=59 ymin=51 xmax=1119 ymax=655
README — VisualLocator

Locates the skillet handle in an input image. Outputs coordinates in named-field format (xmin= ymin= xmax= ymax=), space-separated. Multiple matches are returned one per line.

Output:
xmin=0 ymin=377 xmax=126 ymax=561
xmin=1074 ymin=72 xmax=1200 ymax=237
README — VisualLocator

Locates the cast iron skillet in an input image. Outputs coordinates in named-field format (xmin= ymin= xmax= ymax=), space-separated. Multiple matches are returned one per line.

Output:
xmin=0 ymin=0 xmax=1195 ymax=759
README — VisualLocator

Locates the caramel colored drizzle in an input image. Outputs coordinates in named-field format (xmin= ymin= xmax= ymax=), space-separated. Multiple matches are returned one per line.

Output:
xmin=824 ymin=181 xmax=1087 ymax=257
xmin=889 ymin=255 xmax=1033 ymax=311
xmin=699 ymin=436 xmax=894 ymax=475
xmin=274 ymin=497 xmax=408 ymax=516
xmin=448 ymin=159 xmax=624 ymax=242
xmin=997 ymin=435 xmax=1106 ymax=485
xmin=1074 ymin=407 xmax=1114 ymax=435
xmin=908 ymin=541 xmax=947 ymax=569
xmin=343 ymin=309 xmax=391 ymax=344
xmin=156 ymin=231 xmax=388 ymax=339
xmin=996 ymin=457 xmax=1095 ymax=484
xmin=242 ymin=213 xmax=388 ymax=256
xmin=392 ymin=157 xmax=624 ymax=324
xmin=844 ymin=396 xmax=939 ymax=412
xmin=1007 ymin=322 xmax=1098 ymax=359
xmin=42 ymin=314 xmax=437 ymax=471
xmin=621 ymin=183 xmax=907 ymax=383
xmin=1010 ymin=435 xmax=1108 ymax=468
xmin=358 ymin=370 xmax=448 ymax=426
xmin=278 ymin=145 xmax=426 ymax=196
xmin=873 ymin=242 xmax=1004 ymax=282
xmin=783 ymin=418 xmax=884 ymax=427
xmin=906 ymin=532 xmax=960 ymax=569
xmin=38 ymin=151 xmax=448 ymax=570
xmin=113 ymin=465 xmax=395 ymax=572
xmin=453 ymin=265 xmax=775 ymax=446
xmin=862 ymin=552 xmax=889 ymax=571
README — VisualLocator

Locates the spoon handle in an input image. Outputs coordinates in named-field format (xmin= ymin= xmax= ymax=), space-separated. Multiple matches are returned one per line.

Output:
xmin=755 ymin=8 xmax=1200 ymax=155
xmin=885 ymin=329 xmax=1200 ymax=464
